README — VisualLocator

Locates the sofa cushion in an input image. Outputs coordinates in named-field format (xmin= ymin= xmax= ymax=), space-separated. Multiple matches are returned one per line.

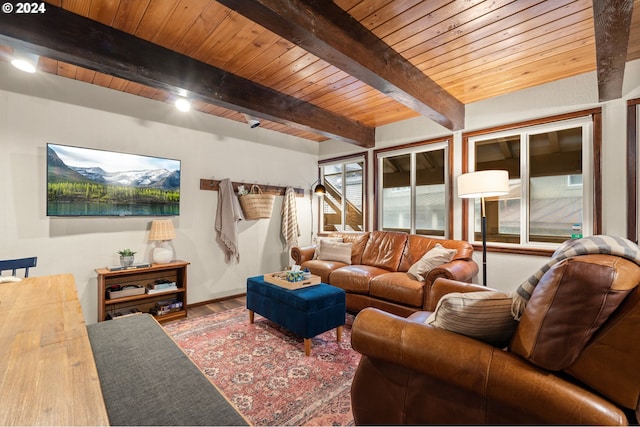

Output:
xmin=361 ymin=231 xmax=408 ymax=271
xmin=399 ymin=235 xmax=473 ymax=272
xmin=426 ymin=290 xmax=517 ymax=347
xmin=301 ymin=259 xmax=349 ymax=284
xmin=510 ymin=255 xmax=638 ymax=371
xmin=340 ymin=233 xmax=370 ymax=265
xmin=329 ymin=265 xmax=391 ymax=294
xmin=370 ymin=272 xmax=424 ymax=307
xmin=407 ymin=244 xmax=457 ymax=281
xmin=316 ymin=240 xmax=352 ymax=264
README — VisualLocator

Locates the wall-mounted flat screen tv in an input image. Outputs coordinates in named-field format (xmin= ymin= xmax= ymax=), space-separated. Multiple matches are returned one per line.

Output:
xmin=47 ymin=143 xmax=180 ymax=217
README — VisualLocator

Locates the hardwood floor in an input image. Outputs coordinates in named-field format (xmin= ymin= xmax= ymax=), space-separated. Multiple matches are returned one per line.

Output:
xmin=186 ymin=295 xmax=246 ymax=319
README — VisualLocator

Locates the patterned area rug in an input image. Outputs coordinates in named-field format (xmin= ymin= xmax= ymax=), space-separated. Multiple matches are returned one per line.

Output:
xmin=163 ymin=306 xmax=360 ymax=426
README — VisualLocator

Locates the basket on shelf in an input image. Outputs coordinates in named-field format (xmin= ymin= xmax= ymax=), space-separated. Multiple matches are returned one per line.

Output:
xmin=239 ymin=185 xmax=275 ymax=220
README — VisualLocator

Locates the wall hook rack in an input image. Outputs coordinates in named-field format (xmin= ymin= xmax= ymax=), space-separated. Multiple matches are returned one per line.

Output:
xmin=200 ymin=179 xmax=304 ymax=197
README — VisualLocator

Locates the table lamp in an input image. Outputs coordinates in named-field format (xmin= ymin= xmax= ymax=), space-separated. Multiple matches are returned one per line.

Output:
xmin=148 ymin=219 xmax=176 ymax=264
xmin=458 ymin=170 xmax=509 ymax=286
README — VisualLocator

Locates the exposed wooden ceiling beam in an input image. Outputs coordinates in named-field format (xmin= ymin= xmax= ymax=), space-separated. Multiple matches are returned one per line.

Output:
xmin=217 ymin=0 xmax=465 ymax=131
xmin=592 ymin=0 xmax=634 ymax=101
xmin=0 ymin=4 xmax=374 ymax=148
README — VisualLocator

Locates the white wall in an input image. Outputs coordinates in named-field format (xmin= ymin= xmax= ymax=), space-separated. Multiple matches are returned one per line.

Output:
xmin=0 ymin=61 xmax=320 ymax=323
xmin=320 ymin=59 xmax=640 ymax=293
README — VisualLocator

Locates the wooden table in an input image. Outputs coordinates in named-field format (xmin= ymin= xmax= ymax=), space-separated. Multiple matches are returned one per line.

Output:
xmin=0 ymin=274 xmax=109 ymax=425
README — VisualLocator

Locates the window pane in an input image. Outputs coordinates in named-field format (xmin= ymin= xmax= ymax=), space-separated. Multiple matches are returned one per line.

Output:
xmin=322 ymin=165 xmax=343 ymax=232
xmin=321 ymin=161 xmax=364 ymax=232
xmin=416 ymin=149 xmax=445 ymax=236
xmin=498 ymin=184 xmax=521 ymax=237
xmin=382 ymin=153 xmax=411 ymax=232
xmin=344 ymin=162 xmax=364 ymax=231
xmin=529 ymin=127 xmax=583 ymax=243
xmin=474 ymin=136 xmax=521 ymax=243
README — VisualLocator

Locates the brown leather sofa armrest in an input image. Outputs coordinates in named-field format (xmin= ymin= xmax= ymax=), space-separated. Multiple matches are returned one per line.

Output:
xmin=351 ymin=307 xmax=497 ymax=390
xmin=424 ymin=259 xmax=479 ymax=286
xmin=427 ymin=277 xmax=489 ymax=311
xmin=290 ymin=245 xmax=316 ymax=264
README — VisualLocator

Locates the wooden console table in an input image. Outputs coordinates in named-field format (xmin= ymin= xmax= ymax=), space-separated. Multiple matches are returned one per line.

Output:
xmin=0 ymin=274 xmax=109 ymax=425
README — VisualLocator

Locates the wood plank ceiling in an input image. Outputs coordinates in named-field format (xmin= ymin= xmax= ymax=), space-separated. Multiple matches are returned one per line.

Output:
xmin=0 ymin=0 xmax=638 ymax=147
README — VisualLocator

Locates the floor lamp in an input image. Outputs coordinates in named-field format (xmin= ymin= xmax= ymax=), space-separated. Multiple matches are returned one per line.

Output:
xmin=457 ymin=170 xmax=509 ymax=286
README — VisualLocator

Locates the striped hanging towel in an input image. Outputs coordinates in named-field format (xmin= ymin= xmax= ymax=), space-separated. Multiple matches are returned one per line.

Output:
xmin=281 ymin=187 xmax=300 ymax=250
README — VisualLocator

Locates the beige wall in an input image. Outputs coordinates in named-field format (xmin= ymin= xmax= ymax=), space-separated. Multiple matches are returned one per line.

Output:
xmin=0 ymin=61 xmax=320 ymax=323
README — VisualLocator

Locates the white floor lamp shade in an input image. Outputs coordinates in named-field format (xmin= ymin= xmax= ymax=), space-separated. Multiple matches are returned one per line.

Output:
xmin=457 ymin=170 xmax=509 ymax=199
xmin=148 ymin=220 xmax=176 ymax=264
xmin=457 ymin=170 xmax=509 ymax=286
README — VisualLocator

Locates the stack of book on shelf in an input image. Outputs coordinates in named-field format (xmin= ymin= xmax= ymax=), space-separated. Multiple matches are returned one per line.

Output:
xmin=146 ymin=279 xmax=178 ymax=294
xmin=150 ymin=298 xmax=183 ymax=316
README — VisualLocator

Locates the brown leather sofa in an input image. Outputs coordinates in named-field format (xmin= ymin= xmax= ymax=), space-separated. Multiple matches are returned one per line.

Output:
xmin=350 ymin=254 xmax=640 ymax=425
xmin=291 ymin=231 xmax=478 ymax=317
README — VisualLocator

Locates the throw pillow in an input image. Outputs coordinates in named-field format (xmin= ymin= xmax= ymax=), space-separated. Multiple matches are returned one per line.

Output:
xmin=315 ymin=240 xmax=352 ymax=264
xmin=426 ymin=290 xmax=518 ymax=347
xmin=313 ymin=237 xmax=344 ymax=259
xmin=407 ymin=244 xmax=457 ymax=281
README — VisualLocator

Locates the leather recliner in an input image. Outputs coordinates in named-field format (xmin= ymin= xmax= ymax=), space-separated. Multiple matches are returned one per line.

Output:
xmin=350 ymin=254 xmax=640 ymax=425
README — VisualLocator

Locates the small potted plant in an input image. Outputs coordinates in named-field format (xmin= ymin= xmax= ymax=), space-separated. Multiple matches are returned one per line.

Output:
xmin=117 ymin=249 xmax=136 ymax=267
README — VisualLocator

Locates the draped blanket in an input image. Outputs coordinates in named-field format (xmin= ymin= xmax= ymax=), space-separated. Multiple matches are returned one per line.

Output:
xmin=512 ymin=235 xmax=640 ymax=319
xmin=281 ymin=187 xmax=300 ymax=250
xmin=215 ymin=178 xmax=244 ymax=262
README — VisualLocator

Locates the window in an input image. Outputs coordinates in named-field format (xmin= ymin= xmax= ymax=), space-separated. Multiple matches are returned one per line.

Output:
xmin=463 ymin=110 xmax=601 ymax=249
xmin=319 ymin=155 xmax=366 ymax=232
xmin=375 ymin=139 xmax=452 ymax=237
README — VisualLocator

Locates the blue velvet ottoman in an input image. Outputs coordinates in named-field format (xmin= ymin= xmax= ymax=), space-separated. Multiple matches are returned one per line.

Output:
xmin=246 ymin=275 xmax=346 ymax=356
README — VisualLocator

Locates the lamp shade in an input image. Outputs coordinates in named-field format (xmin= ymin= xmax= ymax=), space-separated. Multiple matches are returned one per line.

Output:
xmin=313 ymin=183 xmax=326 ymax=195
xmin=457 ymin=170 xmax=509 ymax=199
xmin=148 ymin=220 xmax=176 ymax=241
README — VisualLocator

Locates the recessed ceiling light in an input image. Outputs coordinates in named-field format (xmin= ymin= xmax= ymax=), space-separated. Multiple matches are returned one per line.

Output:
xmin=11 ymin=52 xmax=39 ymax=73
xmin=174 ymin=98 xmax=191 ymax=112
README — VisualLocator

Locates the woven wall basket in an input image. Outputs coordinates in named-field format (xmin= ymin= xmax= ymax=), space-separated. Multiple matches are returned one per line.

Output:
xmin=239 ymin=185 xmax=275 ymax=220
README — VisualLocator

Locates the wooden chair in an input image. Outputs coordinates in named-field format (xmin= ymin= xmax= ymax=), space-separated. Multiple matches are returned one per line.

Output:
xmin=0 ymin=257 xmax=37 ymax=277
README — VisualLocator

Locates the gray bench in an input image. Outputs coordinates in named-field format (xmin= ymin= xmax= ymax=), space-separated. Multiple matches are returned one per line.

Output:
xmin=87 ymin=314 xmax=248 ymax=426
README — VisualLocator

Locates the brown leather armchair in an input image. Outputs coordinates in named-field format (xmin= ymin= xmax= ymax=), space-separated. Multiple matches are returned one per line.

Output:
xmin=350 ymin=254 xmax=640 ymax=425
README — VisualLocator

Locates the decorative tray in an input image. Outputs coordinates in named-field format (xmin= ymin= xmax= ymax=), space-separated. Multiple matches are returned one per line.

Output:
xmin=263 ymin=272 xmax=321 ymax=290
